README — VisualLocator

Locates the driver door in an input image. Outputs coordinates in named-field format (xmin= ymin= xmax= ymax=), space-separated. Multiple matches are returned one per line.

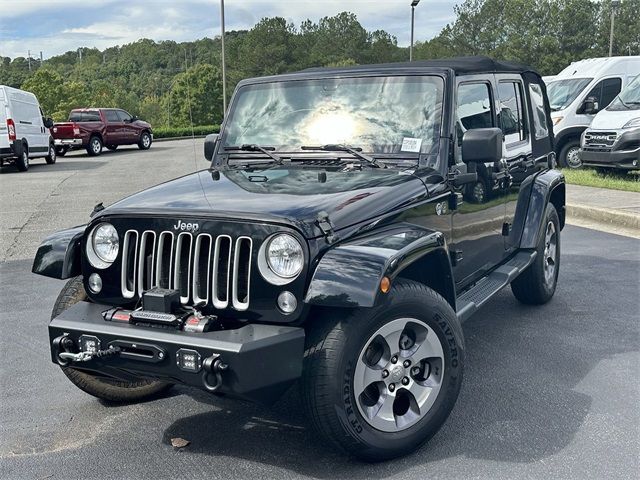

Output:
xmin=450 ymin=78 xmax=508 ymax=289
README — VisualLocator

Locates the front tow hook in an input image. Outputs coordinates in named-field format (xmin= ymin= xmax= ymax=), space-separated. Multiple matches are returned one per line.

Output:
xmin=202 ymin=355 xmax=228 ymax=392
xmin=53 ymin=335 xmax=75 ymax=366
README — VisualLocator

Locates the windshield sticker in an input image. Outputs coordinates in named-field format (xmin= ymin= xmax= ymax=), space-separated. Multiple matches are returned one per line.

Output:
xmin=401 ymin=137 xmax=422 ymax=152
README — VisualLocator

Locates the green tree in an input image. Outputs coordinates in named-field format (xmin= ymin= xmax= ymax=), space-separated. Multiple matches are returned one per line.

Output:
xmin=21 ymin=68 xmax=64 ymax=114
xmin=165 ymin=63 xmax=222 ymax=127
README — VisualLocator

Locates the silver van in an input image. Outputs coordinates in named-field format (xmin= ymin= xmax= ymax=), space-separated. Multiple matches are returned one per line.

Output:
xmin=547 ymin=56 xmax=640 ymax=168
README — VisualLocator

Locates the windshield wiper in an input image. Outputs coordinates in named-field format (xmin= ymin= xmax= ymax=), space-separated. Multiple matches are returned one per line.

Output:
xmin=225 ymin=144 xmax=285 ymax=165
xmin=300 ymin=144 xmax=386 ymax=168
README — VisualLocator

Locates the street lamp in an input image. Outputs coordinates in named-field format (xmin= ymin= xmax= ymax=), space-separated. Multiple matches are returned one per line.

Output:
xmin=220 ymin=0 xmax=227 ymax=115
xmin=609 ymin=0 xmax=620 ymax=57
xmin=410 ymin=0 xmax=421 ymax=62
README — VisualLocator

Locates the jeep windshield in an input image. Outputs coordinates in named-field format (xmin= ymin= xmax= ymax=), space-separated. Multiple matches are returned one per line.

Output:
xmin=220 ymin=75 xmax=444 ymax=168
xmin=607 ymin=74 xmax=640 ymax=111
xmin=547 ymin=78 xmax=592 ymax=111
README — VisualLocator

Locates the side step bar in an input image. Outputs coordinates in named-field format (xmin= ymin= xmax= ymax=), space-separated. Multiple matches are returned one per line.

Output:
xmin=456 ymin=250 xmax=537 ymax=323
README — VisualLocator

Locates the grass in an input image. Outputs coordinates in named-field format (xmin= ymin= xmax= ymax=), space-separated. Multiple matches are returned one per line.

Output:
xmin=561 ymin=168 xmax=640 ymax=193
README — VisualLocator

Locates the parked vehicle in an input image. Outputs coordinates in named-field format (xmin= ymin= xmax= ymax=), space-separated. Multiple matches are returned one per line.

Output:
xmin=51 ymin=108 xmax=153 ymax=157
xmin=579 ymin=73 xmax=640 ymax=172
xmin=34 ymin=57 xmax=564 ymax=461
xmin=0 ymin=85 xmax=56 ymax=171
xmin=546 ymin=56 xmax=640 ymax=168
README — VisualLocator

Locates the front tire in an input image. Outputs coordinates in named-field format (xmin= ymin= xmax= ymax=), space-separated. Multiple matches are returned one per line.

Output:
xmin=51 ymin=276 xmax=172 ymax=403
xmin=511 ymin=204 xmax=560 ymax=304
xmin=559 ymin=141 xmax=581 ymax=169
xmin=45 ymin=143 xmax=57 ymax=164
xmin=87 ymin=136 xmax=103 ymax=156
xmin=301 ymin=281 xmax=464 ymax=461
xmin=138 ymin=131 xmax=152 ymax=150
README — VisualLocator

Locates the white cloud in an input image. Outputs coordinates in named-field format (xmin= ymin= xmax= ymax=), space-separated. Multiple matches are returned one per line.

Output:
xmin=1 ymin=0 xmax=456 ymax=59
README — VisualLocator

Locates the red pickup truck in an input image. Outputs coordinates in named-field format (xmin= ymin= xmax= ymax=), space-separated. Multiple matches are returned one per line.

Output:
xmin=51 ymin=108 xmax=153 ymax=156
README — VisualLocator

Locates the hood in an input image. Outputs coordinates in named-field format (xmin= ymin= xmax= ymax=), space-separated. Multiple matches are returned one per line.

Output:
xmin=99 ymin=167 xmax=429 ymax=238
xmin=590 ymin=108 xmax=640 ymax=130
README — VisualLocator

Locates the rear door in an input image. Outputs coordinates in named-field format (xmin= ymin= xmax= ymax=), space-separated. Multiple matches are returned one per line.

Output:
xmin=103 ymin=109 xmax=123 ymax=144
xmin=0 ymin=87 xmax=8 ymax=150
xmin=496 ymin=75 xmax=535 ymax=252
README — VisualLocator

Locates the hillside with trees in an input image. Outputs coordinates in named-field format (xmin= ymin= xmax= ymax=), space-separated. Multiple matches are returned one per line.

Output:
xmin=1 ymin=1 xmax=637 ymax=128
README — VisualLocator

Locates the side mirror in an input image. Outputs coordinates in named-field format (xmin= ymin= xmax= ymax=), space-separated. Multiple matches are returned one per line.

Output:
xmin=204 ymin=133 xmax=219 ymax=161
xmin=43 ymin=117 xmax=54 ymax=129
xmin=461 ymin=128 xmax=503 ymax=164
xmin=582 ymin=96 xmax=599 ymax=115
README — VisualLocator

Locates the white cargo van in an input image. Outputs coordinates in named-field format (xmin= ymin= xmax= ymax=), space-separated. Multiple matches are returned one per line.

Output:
xmin=579 ymin=73 xmax=640 ymax=172
xmin=546 ymin=56 xmax=640 ymax=168
xmin=0 ymin=85 xmax=56 ymax=172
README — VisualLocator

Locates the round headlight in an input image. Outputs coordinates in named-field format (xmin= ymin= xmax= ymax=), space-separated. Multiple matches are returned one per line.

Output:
xmin=266 ymin=234 xmax=304 ymax=279
xmin=92 ymin=223 xmax=119 ymax=264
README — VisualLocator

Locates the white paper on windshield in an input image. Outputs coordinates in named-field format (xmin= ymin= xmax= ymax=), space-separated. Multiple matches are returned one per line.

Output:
xmin=401 ymin=137 xmax=422 ymax=153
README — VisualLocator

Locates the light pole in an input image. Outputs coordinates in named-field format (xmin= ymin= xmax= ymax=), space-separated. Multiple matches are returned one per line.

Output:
xmin=609 ymin=0 xmax=620 ymax=57
xmin=220 ymin=0 xmax=227 ymax=115
xmin=410 ymin=0 xmax=421 ymax=61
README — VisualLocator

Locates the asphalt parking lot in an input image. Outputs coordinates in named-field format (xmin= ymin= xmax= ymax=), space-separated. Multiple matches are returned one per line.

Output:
xmin=1 ymin=141 xmax=638 ymax=479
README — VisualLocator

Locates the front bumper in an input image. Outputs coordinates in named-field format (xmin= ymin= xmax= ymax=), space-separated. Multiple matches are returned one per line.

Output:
xmin=54 ymin=138 xmax=83 ymax=146
xmin=580 ymin=128 xmax=640 ymax=170
xmin=49 ymin=301 xmax=305 ymax=404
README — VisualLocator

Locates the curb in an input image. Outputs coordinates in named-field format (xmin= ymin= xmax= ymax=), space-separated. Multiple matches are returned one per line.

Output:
xmin=567 ymin=203 xmax=640 ymax=231
xmin=153 ymin=135 xmax=208 ymax=142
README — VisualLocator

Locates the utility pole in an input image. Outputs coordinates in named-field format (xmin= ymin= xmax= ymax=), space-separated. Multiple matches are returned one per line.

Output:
xmin=410 ymin=0 xmax=421 ymax=61
xmin=40 ymin=51 xmax=43 ymax=63
xmin=220 ymin=0 xmax=227 ymax=114
xmin=609 ymin=0 xmax=620 ymax=57
xmin=78 ymin=48 xmax=82 ymax=62
xmin=28 ymin=50 xmax=31 ymax=71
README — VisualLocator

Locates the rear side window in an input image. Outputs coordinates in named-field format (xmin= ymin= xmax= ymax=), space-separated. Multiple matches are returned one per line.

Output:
xmin=69 ymin=111 xmax=101 ymax=122
xmin=585 ymin=78 xmax=622 ymax=110
xmin=498 ymin=81 xmax=527 ymax=145
xmin=104 ymin=110 xmax=120 ymax=122
xmin=528 ymin=83 xmax=549 ymax=140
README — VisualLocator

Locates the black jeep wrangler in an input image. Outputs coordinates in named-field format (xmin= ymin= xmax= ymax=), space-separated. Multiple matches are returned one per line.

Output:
xmin=33 ymin=56 xmax=564 ymax=461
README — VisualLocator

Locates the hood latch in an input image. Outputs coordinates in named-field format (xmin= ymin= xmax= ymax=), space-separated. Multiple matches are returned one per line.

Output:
xmin=316 ymin=211 xmax=338 ymax=243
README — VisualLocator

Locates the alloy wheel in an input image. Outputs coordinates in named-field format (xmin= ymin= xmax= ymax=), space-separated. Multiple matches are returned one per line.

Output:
xmin=566 ymin=146 xmax=582 ymax=168
xmin=353 ymin=318 xmax=445 ymax=433
xmin=543 ymin=220 xmax=557 ymax=285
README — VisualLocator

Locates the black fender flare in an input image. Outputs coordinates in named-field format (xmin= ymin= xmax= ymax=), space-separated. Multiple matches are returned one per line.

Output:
xmin=304 ymin=224 xmax=455 ymax=309
xmin=32 ymin=225 xmax=86 ymax=279
xmin=519 ymin=170 xmax=565 ymax=249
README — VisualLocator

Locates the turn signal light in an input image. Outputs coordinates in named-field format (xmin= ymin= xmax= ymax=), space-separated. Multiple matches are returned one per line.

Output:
xmin=380 ymin=276 xmax=391 ymax=293
xmin=7 ymin=119 xmax=16 ymax=141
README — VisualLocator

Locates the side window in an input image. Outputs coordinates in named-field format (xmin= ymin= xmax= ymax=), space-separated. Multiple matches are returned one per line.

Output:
xmin=498 ymin=81 xmax=527 ymax=144
xmin=584 ymin=78 xmax=622 ymax=110
xmin=116 ymin=110 xmax=132 ymax=122
xmin=457 ymin=83 xmax=494 ymax=132
xmin=104 ymin=110 xmax=120 ymax=123
xmin=528 ymin=83 xmax=549 ymax=140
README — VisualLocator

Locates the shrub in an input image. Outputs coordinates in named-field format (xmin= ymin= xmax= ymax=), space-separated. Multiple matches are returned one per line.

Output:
xmin=153 ymin=125 xmax=220 ymax=139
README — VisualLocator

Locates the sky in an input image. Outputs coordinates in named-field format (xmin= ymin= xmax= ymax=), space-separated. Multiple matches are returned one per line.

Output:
xmin=0 ymin=0 xmax=458 ymax=60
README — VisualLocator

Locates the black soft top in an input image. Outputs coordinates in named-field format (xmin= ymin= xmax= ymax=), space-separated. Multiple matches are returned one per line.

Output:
xmin=302 ymin=56 xmax=535 ymax=76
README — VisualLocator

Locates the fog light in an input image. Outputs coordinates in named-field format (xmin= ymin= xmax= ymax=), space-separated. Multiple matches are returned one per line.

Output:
xmin=88 ymin=273 xmax=102 ymax=293
xmin=633 ymin=160 xmax=638 ymax=166
xmin=277 ymin=291 xmax=297 ymax=314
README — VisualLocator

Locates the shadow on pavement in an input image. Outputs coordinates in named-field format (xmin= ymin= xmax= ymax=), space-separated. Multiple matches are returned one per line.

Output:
xmin=160 ymin=249 xmax=638 ymax=477
xmin=0 ymin=160 xmax=105 ymax=173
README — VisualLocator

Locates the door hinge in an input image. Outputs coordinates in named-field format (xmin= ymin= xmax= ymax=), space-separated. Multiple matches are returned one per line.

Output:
xmin=316 ymin=211 xmax=338 ymax=243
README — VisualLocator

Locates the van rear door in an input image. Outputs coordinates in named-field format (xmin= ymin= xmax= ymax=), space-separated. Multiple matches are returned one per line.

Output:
xmin=0 ymin=87 xmax=9 ymax=151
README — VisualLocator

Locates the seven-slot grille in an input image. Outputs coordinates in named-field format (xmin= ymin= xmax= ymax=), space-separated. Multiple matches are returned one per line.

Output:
xmin=583 ymin=131 xmax=618 ymax=151
xmin=120 ymin=230 xmax=253 ymax=311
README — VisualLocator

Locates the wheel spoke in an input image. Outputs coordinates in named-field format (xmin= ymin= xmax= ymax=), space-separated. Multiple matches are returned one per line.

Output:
xmin=354 ymin=365 xmax=384 ymax=395
xmin=367 ymin=392 xmax=396 ymax=429
xmin=411 ymin=329 xmax=444 ymax=362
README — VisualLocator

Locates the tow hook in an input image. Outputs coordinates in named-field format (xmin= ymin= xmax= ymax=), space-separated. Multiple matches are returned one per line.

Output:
xmin=202 ymin=355 xmax=228 ymax=392
xmin=52 ymin=335 xmax=120 ymax=366
xmin=52 ymin=335 xmax=75 ymax=366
